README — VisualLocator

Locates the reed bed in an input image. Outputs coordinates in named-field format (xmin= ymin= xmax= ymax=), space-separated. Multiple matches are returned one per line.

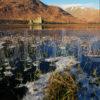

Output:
xmin=44 ymin=71 xmax=77 ymax=100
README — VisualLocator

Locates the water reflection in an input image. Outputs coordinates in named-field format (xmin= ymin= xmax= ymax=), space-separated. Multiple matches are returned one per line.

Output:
xmin=0 ymin=29 xmax=100 ymax=100
xmin=0 ymin=30 xmax=99 ymax=73
xmin=0 ymin=24 xmax=100 ymax=31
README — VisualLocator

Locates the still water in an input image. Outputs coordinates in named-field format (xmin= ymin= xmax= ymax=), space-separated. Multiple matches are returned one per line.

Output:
xmin=0 ymin=24 xmax=100 ymax=100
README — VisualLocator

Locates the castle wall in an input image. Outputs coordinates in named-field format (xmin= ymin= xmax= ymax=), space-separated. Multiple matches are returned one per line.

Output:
xmin=29 ymin=17 xmax=42 ymax=24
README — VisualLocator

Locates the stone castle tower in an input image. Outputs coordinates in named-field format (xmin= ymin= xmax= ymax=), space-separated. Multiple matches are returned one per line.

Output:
xmin=29 ymin=17 xmax=42 ymax=24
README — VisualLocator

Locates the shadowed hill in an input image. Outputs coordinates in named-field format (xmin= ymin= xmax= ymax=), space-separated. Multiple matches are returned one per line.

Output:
xmin=0 ymin=0 xmax=83 ymax=23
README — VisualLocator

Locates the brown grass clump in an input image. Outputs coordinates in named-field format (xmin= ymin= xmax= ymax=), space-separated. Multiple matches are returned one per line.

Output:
xmin=44 ymin=72 xmax=77 ymax=100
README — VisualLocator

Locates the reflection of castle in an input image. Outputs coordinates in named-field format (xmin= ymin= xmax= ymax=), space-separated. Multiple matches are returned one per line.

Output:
xmin=29 ymin=25 xmax=42 ymax=30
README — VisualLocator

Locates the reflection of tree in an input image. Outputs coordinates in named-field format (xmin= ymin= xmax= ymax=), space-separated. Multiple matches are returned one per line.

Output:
xmin=0 ymin=59 xmax=4 ymax=80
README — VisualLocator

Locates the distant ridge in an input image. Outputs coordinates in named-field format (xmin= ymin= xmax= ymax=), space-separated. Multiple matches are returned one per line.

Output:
xmin=65 ymin=6 xmax=100 ymax=23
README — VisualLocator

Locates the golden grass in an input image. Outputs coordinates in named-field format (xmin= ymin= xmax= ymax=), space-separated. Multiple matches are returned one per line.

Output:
xmin=44 ymin=71 xmax=77 ymax=100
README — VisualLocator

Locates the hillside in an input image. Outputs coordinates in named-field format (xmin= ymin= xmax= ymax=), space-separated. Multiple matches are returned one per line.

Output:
xmin=65 ymin=6 xmax=100 ymax=23
xmin=0 ymin=0 xmax=82 ymax=23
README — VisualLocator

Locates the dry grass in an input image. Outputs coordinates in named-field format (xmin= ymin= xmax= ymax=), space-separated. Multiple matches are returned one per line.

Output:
xmin=44 ymin=71 xmax=77 ymax=100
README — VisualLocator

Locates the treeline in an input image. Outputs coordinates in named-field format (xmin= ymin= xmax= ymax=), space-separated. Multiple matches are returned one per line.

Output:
xmin=0 ymin=19 xmax=81 ymax=25
xmin=0 ymin=19 xmax=29 ymax=24
xmin=42 ymin=20 xmax=78 ymax=24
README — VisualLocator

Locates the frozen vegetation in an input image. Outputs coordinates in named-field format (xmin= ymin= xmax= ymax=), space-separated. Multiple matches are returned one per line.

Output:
xmin=0 ymin=30 xmax=100 ymax=100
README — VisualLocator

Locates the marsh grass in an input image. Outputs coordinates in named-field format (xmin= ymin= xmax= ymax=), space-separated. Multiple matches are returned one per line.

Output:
xmin=44 ymin=71 xmax=77 ymax=100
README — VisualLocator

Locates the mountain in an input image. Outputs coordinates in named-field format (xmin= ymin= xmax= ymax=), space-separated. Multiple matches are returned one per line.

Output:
xmin=0 ymin=0 xmax=82 ymax=23
xmin=65 ymin=6 xmax=100 ymax=23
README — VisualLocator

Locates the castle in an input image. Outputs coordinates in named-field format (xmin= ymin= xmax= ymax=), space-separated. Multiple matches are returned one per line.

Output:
xmin=29 ymin=17 xmax=42 ymax=24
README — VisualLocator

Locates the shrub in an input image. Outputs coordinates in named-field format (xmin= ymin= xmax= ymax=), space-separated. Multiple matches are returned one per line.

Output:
xmin=44 ymin=71 xmax=77 ymax=100
xmin=34 ymin=69 xmax=41 ymax=80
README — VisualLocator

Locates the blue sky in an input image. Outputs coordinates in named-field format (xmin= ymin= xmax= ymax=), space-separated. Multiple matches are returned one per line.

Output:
xmin=42 ymin=0 xmax=100 ymax=9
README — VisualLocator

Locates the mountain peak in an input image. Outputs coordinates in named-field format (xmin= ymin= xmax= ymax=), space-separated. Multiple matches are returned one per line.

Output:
xmin=65 ymin=6 xmax=100 ymax=23
xmin=0 ymin=0 xmax=82 ymax=23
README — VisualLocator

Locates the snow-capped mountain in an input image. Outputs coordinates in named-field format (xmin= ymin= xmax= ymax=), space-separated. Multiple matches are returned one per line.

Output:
xmin=65 ymin=6 xmax=100 ymax=23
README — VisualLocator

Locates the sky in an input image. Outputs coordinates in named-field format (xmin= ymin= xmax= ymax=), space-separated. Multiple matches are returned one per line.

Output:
xmin=42 ymin=0 xmax=100 ymax=9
